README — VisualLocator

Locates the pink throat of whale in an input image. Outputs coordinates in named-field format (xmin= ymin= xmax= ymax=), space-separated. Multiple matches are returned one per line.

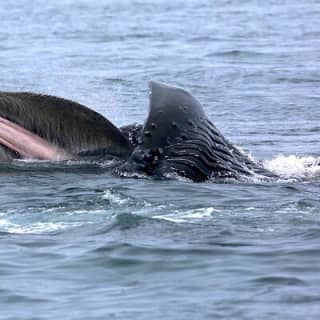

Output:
xmin=0 ymin=116 xmax=71 ymax=161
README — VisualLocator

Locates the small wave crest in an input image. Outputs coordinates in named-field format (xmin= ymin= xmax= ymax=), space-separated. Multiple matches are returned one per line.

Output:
xmin=153 ymin=207 xmax=217 ymax=224
xmin=102 ymin=189 xmax=131 ymax=205
xmin=0 ymin=218 xmax=82 ymax=234
xmin=263 ymin=154 xmax=320 ymax=180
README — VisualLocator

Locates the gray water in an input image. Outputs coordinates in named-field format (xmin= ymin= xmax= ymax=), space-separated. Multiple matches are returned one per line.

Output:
xmin=1 ymin=1 xmax=320 ymax=319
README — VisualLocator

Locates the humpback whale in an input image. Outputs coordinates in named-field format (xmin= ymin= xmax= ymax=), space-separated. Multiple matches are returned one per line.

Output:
xmin=0 ymin=82 xmax=275 ymax=182
xmin=0 ymin=92 xmax=132 ymax=161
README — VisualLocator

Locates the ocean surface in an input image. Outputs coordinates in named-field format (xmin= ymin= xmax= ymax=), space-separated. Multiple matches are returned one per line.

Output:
xmin=1 ymin=0 xmax=320 ymax=319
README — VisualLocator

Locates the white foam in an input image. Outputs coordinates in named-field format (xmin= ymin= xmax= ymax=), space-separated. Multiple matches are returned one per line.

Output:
xmin=102 ymin=190 xmax=130 ymax=205
xmin=263 ymin=154 xmax=320 ymax=180
xmin=0 ymin=219 xmax=83 ymax=234
xmin=153 ymin=207 xmax=217 ymax=223
xmin=64 ymin=209 xmax=107 ymax=216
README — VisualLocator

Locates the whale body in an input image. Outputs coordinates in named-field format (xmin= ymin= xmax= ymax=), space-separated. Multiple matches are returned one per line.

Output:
xmin=0 ymin=82 xmax=275 ymax=182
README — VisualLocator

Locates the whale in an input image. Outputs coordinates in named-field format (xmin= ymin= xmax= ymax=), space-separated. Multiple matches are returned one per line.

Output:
xmin=0 ymin=91 xmax=132 ymax=161
xmin=0 ymin=82 xmax=275 ymax=182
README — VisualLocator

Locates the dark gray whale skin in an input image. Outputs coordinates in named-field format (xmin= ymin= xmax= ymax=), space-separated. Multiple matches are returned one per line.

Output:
xmin=0 ymin=82 xmax=275 ymax=182
xmin=117 ymin=81 xmax=275 ymax=182
xmin=0 ymin=92 xmax=132 ymax=161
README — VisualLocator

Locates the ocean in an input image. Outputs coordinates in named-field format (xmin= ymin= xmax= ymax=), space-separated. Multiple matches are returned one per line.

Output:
xmin=0 ymin=0 xmax=320 ymax=319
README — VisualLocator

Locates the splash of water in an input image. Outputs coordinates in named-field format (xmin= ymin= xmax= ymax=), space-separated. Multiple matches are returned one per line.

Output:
xmin=263 ymin=154 xmax=320 ymax=180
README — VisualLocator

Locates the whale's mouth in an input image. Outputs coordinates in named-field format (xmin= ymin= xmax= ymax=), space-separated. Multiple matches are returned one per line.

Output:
xmin=0 ymin=116 xmax=71 ymax=161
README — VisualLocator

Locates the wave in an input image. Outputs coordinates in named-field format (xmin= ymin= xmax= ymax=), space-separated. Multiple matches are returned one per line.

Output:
xmin=0 ymin=218 xmax=83 ymax=234
xmin=206 ymin=49 xmax=267 ymax=58
xmin=0 ymin=187 xmax=163 ymax=234
xmin=153 ymin=207 xmax=217 ymax=224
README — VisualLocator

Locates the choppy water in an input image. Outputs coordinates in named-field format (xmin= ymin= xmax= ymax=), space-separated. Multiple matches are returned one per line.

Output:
xmin=1 ymin=0 xmax=320 ymax=319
